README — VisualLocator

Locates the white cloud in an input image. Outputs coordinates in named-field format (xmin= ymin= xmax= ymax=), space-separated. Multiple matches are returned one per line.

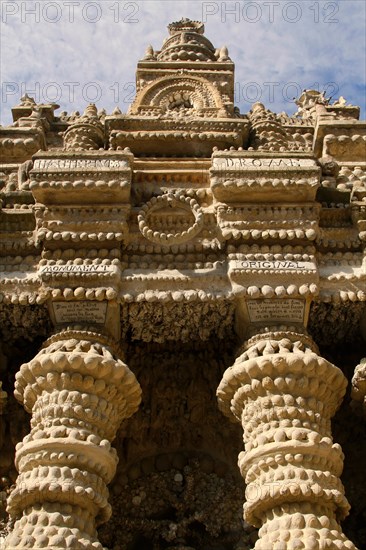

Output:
xmin=1 ymin=0 xmax=365 ymax=125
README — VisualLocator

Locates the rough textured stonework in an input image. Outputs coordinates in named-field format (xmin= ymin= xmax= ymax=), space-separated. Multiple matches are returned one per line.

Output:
xmin=218 ymin=330 xmax=354 ymax=549
xmin=0 ymin=17 xmax=365 ymax=550
xmin=6 ymin=329 xmax=141 ymax=549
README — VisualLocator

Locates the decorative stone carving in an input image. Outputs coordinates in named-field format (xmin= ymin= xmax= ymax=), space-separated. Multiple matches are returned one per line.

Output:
xmin=155 ymin=18 xmax=219 ymax=63
xmin=248 ymin=102 xmax=312 ymax=152
xmin=5 ymin=328 xmax=141 ymax=549
xmin=0 ymin=127 xmax=46 ymax=163
xmin=217 ymin=330 xmax=356 ymax=549
xmin=0 ymin=15 xmax=365 ymax=549
xmin=137 ymin=192 xmax=204 ymax=245
xmin=63 ymin=104 xmax=104 ymax=151
xmin=323 ymin=133 xmax=366 ymax=162
xmin=295 ymin=90 xmax=329 ymax=123
xmin=105 ymin=18 xmax=248 ymax=156
xmin=210 ymin=152 xmax=321 ymax=204
xmin=129 ymin=75 xmax=226 ymax=117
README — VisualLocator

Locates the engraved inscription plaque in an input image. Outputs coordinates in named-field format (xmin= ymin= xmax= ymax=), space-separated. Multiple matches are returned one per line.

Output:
xmin=52 ymin=301 xmax=107 ymax=324
xmin=212 ymin=157 xmax=316 ymax=170
xmin=33 ymin=159 xmax=127 ymax=171
xmin=39 ymin=264 xmax=113 ymax=275
xmin=230 ymin=260 xmax=316 ymax=272
xmin=247 ymin=299 xmax=305 ymax=323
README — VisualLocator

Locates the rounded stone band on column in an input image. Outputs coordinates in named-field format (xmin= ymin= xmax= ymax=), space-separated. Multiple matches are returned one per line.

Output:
xmin=6 ymin=328 xmax=142 ymax=550
xmin=217 ymin=331 xmax=357 ymax=550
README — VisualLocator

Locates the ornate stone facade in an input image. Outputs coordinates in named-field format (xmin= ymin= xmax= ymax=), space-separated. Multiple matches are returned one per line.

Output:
xmin=0 ymin=18 xmax=365 ymax=550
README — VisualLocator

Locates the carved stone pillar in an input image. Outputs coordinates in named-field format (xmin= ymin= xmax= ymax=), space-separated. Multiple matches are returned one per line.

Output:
xmin=217 ymin=330 xmax=356 ymax=550
xmin=6 ymin=328 xmax=141 ymax=550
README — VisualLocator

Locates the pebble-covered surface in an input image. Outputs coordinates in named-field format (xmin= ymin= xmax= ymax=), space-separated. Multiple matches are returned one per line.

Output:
xmin=98 ymin=455 xmax=257 ymax=550
xmin=0 ymin=336 xmax=366 ymax=548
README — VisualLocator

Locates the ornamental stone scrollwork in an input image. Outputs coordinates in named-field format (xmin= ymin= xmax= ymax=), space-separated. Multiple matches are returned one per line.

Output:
xmin=129 ymin=75 xmax=226 ymax=118
xmin=217 ymin=329 xmax=356 ymax=550
xmin=0 ymin=117 xmax=46 ymax=163
xmin=29 ymin=150 xmax=133 ymax=249
xmin=5 ymin=328 xmax=141 ymax=549
xmin=137 ymin=192 xmax=204 ymax=245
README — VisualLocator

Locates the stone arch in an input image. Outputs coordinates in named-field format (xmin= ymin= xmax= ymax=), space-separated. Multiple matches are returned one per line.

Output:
xmin=129 ymin=75 xmax=225 ymax=116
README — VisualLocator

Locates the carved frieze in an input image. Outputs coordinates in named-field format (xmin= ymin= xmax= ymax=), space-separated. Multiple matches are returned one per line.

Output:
xmin=210 ymin=152 xmax=320 ymax=203
xmin=0 ymin=127 xmax=45 ymax=163
xmin=30 ymin=151 xmax=133 ymax=205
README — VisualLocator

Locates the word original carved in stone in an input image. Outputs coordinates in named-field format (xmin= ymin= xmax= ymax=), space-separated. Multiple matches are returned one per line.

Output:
xmin=231 ymin=260 xmax=316 ymax=271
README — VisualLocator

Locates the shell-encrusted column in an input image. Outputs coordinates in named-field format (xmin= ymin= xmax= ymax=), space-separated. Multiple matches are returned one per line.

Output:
xmin=6 ymin=328 xmax=141 ymax=550
xmin=217 ymin=331 xmax=356 ymax=550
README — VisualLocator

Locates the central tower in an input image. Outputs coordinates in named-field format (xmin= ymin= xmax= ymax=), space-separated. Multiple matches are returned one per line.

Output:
xmin=106 ymin=17 xmax=249 ymax=155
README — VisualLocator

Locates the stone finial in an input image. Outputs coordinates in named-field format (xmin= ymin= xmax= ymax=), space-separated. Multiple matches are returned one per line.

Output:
xmin=295 ymin=89 xmax=329 ymax=110
xmin=167 ymin=18 xmax=205 ymax=35
xmin=19 ymin=94 xmax=36 ymax=107
xmin=143 ymin=45 xmax=155 ymax=60
xmin=248 ymin=102 xmax=311 ymax=152
xmin=218 ymin=46 xmax=229 ymax=62
xmin=63 ymin=103 xmax=104 ymax=151
xmin=334 ymin=96 xmax=347 ymax=106
xmin=82 ymin=103 xmax=98 ymax=120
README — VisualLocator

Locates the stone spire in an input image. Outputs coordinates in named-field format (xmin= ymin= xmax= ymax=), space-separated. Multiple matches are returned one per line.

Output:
xmin=156 ymin=17 xmax=221 ymax=62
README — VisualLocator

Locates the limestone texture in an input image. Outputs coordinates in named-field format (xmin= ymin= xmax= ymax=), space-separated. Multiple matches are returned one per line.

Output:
xmin=0 ymin=16 xmax=365 ymax=550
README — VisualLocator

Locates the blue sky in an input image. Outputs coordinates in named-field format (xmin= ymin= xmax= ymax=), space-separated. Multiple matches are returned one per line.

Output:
xmin=1 ymin=0 xmax=365 ymax=125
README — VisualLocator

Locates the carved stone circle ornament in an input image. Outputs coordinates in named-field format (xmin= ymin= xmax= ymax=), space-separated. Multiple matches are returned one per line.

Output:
xmin=137 ymin=192 xmax=204 ymax=245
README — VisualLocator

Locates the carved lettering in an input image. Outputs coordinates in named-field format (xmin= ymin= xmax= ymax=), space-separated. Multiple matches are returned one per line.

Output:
xmin=52 ymin=301 xmax=108 ymax=324
xmin=33 ymin=159 xmax=127 ymax=170
xmin=39 ymin=264 xmax=112 ymax=275
xmin=246 ymin=299 xmax=306 ymax=323
xmin=231 ymin=260 xmax=316 ymax=271
xmin=212 ymin=157 xmax=315 ymax=170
